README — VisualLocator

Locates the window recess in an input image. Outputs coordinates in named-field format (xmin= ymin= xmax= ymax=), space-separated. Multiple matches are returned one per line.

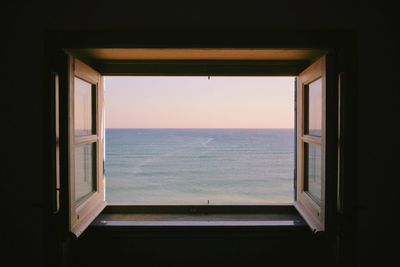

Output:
xmin=53 ymin=48 xmax=337 ymax=237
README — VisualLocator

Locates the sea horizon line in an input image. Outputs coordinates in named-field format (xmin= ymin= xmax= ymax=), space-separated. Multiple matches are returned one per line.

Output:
xmin=106 ymin=127 xmax=295 ymax=130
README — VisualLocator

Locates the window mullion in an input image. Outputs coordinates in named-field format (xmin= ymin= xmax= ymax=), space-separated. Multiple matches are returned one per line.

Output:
xmin=75 ymin=135 xmax=98 ymax=145
xmin=302 ymin=135 xmax=322 ymax=145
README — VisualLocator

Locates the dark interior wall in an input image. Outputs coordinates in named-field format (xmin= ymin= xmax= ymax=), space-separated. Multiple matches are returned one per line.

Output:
xmin=1 ymin=1 xmax=398 ymax=266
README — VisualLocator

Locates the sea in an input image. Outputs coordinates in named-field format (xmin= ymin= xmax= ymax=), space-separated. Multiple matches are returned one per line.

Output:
xmin=105 ymin=128 xmax=294 ymax=205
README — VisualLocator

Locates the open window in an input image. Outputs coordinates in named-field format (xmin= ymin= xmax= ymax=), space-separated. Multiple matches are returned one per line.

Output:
xmin=51 ymin=46 xmax=339 ymax=237
xmin=294 ymin=56 xmax=326 ymax=232
xmin=68 ymin=57 xmax=106 ymax=236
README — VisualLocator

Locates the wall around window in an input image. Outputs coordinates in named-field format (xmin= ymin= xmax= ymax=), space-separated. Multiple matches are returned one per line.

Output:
xmin=1 ymin=1 xmax=399 ymax=267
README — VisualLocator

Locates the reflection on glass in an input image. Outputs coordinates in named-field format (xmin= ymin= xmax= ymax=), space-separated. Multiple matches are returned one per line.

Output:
xmin=305 ymin=78 xmax=322 ymax=136
xmin=75 ymin=77 xmax=95 ymax=136
xmin=304 ymin=143 xmax=321 ymax=204
xmin=75 ymin=143 xmax=96 ymax=202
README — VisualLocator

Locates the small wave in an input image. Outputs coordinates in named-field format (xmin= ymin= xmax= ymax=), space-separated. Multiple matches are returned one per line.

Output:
xmin=201 ymin=138 xmax=214 ymax=147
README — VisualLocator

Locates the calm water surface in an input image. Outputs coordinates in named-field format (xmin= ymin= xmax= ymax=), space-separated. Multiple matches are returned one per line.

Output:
xmin=105 ymin=128 xmax=294 ymax=205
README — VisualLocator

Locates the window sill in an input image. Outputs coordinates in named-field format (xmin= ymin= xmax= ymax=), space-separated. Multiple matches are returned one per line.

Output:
xmin=89 ymin=205 xmax=307 ymax=230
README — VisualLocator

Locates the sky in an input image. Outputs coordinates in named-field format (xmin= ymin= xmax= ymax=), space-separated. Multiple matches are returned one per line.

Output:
xmin=104 ymin=76 xmax=294 ymax=128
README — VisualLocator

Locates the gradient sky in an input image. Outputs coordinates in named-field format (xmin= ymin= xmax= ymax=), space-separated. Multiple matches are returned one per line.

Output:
xmin=104 ymin=76 xmax=294 ymax=128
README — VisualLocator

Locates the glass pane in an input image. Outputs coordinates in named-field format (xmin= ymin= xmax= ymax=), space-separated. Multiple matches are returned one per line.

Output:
xmin=304 ymin=143 xmax=321 ymax=204
xmin=305 ymin=78 xmax=322 ymax=136
xmin=75 ymin=143 xmax=96 ymax=202
xmin=74 ymin=77 xmax=95 ymax=136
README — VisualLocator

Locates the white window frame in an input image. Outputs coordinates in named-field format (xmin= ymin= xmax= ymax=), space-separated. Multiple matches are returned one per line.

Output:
xmin=63 ymin=53 xmax=331 ymax=236
xmin=294 ymin=56 xmax=326 ymax=232
xmin=68 ymin=57 xmax=106 ymax=237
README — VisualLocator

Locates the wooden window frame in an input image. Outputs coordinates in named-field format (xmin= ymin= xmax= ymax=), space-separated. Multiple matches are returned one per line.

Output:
xmin=294 ymin=56 xmax=326 ymax=232
xmin=68 ymin=57 xmax=106 ymax=237
xmin=65 ymin=54 xmax=329 ymax=235
xmin=48 ymin=44 xmax=343 ymax=237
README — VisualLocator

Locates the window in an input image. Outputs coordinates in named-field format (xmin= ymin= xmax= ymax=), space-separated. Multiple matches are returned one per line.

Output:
xmin=104 ymin=76 xmax=295 ymax=205
xmin=51 ymin=46 xmax=338 ymax=237
xmin=294 ymin=57 xmax=326 ymax=232
xmin=68 ymin=58 xmax=106 ymax=236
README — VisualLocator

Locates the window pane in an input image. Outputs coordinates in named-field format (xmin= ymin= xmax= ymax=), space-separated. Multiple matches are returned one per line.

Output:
xmin=304 ymin=143 xmax=321 ymax=204
xmin=305 ymin=78 xmax=322 ymax=136
xmin=74 ymin=77 xmax=95 ymax=136
xmin=75 ymin=143 xmax=96 ymax=202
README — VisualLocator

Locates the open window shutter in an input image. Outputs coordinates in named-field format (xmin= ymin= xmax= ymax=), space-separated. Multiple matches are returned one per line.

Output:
xmin=68 ymin=56 xmax=106 ymax=237
xmin=294 ymin=56 xmax=326 ymax=233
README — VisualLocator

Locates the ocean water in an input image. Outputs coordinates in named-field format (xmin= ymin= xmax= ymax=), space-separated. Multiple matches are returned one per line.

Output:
xmin=105 ymin=128 xmax=294 ymax=205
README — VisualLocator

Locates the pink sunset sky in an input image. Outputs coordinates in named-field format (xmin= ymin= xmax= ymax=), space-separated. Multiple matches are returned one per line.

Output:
xmin=104 ymin=76 xmax=294 ymax=129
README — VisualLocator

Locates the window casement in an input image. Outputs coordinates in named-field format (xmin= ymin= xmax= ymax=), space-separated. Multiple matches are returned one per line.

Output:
xmin=68 ymin=57 xmax=106 ymax=236
xmin=294 ymin=56 xmax=326 ymax=232
xmin=53 ymin=47 xmax=336 ymax=237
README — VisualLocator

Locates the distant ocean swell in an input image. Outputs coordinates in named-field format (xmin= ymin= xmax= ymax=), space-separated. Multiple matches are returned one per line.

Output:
xmin=105 ymin=128 xmax=294 ymax=205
